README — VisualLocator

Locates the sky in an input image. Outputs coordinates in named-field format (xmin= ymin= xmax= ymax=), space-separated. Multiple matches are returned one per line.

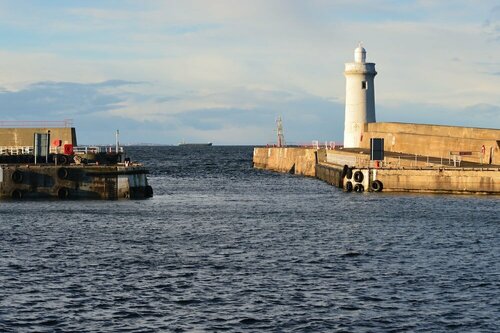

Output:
xmin=0 ymin=0 xmax=499 ymax=145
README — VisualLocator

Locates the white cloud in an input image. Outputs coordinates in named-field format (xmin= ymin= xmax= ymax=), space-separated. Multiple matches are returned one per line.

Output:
xmin=0 ymin=0 xmax=499 ymax=144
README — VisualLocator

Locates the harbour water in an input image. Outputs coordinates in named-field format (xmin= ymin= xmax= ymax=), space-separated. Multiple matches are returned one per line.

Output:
xmin=1 ymin=146 xmax=498 ymax=332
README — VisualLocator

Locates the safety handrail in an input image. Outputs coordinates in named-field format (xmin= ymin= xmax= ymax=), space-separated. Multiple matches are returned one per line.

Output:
xmin=0 ymin=145 xmax=124 ymax=155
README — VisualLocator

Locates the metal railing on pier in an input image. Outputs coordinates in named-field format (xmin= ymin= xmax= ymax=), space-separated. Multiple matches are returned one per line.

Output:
xmin=0 ymin=146 xmax=34 ymax=155
xmin=265 ymin=140 xmax=343 ymax=150
xmin=0 ymin=145 xmax=124 ymax=156
xmin=324 ymin=150 xmax=495 ymax=169
xmin=73 ymin=146 xmax=124 ymax=154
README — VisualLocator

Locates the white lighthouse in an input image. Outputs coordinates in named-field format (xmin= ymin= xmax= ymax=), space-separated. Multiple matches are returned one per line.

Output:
xmin=343 ymin=43 xmax=377 ymax=148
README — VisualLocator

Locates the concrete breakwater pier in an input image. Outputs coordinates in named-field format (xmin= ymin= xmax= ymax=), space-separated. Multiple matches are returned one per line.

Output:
xmin=253 ymin=44 xmax=499 ymax=195
xmin=253 ymin=147 xmax=500 ymax=195
xmin=0 ymin=123 xmax=153 ymax=200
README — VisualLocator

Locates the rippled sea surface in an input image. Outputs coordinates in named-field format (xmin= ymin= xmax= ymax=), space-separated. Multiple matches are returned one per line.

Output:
xmin=1 ymin=146 xmax=499 ymax=332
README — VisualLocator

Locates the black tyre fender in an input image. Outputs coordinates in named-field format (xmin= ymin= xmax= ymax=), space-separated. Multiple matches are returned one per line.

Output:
xmin=371 ymin=180 xmax=383 ymax=192
xmin=11 ymin=189 xmax=23 ymax=200
xmin=57 ymin=187 xmax=70 ymax=199
xmin=57 ymin=167 xmax=69 ymax=179
xmin=58 ymin=154 xmax=69 ymax=165
xmin=345 ymin=181 xmax=353 ymax=192
xmin=145 ymin=185 xmax=153 ymax=198
xmin=354 ymin=184 xmax=364 ymax=193
xmin=353 ymin=170 xmax=364 ymax=183
xmin=346 ymin=168 xmax=353 ymax=180
xmin=11 ymin=170 xmax=23 ymax=183
xmin=341 ymin=165 xmax=349 ymax=178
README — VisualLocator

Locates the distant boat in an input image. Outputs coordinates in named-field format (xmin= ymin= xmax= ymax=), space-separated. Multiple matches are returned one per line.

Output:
xmin=178 ymin=142 xmax=213 ymax=147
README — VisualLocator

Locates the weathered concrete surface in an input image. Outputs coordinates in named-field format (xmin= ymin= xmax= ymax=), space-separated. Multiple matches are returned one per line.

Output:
xmin=253 ymin=147 xmax=318 ymax=177
xmin=0 ymin=127 xmax=77 ymax=147
xmin=320 ymin=162 xmax=500 ymax=194
xmin=316 ymin=163 xmax=344 ymax=188
xmin=361 ymin=122 xmax=500 ymax=164
xmin=373 ymin=167 xmax=500 ymax=194
xmin=0 ymin=164 xmax=152 ymax=200
xmin=254 ymin=147 xmax=500 ymax=194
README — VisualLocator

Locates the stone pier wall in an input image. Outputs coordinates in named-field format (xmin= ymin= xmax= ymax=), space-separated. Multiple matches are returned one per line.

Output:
xmin=316 ymin=163 xmax=344 ymax=188
xmin=373 ymin=168 xmax=499 ymax=194
xmin=361 ymin=123 xmax=500 ymax=164
xmin=253 ymin=147 xmax=500 ymax=194
xmin=253 ymin=147 xmax=319 ymax=177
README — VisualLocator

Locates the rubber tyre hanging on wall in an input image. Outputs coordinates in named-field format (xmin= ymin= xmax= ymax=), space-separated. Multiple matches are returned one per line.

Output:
xmin=58 ymin=154 xmax=69 ymax=165
xmin=57 ymin=187 xmax=70 ymax=200
xmin=57 ymin=167 xmax=69 ymax=179
xmin=354 ymin=184 xmax=364 ymax=193
xmin=11 ymin=189 xmax=23 ymax=200
xmin=144 ymin=185 xmax=153 ymax=198
xmin=370 ymin=180 xmax=383 ymax=192
xmin=346 ymin=168 xmax=353 ymax=180
xmin=353 ymin=171 xmax=364 ymax=183
xmin=11 ymin=170 xmax=23 ymax=183
xmin=345 ymin=181 xmax=353 ymax=192
xmin=341 ymin=165 xmax=349 ymax=178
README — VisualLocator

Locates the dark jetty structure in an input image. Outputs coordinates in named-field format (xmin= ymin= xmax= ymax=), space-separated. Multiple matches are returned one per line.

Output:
xmin=0 ymin=121 xmax=152 ymax=200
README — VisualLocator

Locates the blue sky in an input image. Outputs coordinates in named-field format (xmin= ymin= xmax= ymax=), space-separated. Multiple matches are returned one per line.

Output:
xmin=0 ymin=0 xmax=499 ymax=144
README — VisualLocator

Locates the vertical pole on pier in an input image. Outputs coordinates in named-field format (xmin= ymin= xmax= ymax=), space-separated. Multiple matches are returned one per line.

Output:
xmin=46 ymin=130 xmax=50 ymax=164
xmin=276 ymin=117 xmax=285 ymax=148
xmin=34 ymin=133 xmax=38 ymax=165
xmin=116 ymin=129 xmax=120 ymax=153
